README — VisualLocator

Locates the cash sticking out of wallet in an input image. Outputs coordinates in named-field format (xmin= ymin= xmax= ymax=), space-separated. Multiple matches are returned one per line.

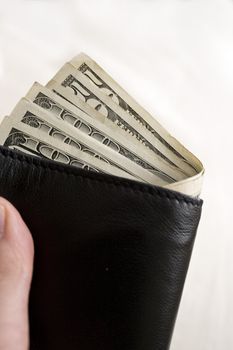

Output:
xmin=0 ymin=53 xmax=204 ymax=196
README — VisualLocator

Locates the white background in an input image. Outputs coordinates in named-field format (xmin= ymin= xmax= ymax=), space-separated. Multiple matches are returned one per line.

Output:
xmin=0 ymin=1 xmax=232 ymax=349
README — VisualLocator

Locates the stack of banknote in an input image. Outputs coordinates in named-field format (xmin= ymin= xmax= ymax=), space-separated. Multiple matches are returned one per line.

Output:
xmin=0 ymin=53 xmax=204 ymax=196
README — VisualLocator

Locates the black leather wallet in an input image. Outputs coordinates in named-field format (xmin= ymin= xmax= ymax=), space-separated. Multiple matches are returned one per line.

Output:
xmin=0 ymin=145 xmax=203 ymax=350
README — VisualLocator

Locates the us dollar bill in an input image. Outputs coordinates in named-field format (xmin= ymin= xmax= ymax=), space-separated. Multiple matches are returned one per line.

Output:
xmin=70 ymin=53 xmax=203 ymax=174
xmin=0 ymin=117 xmax=137 ymax=180
xmin=25 ymin=83 xmax=187 ymax=183
xmin=0 ymin=53 xmax=204 ymax=196
xmin=47 ymin=62 xmax=198 ymax=177
xmin=7 ymin=99 xmax=173 ymax=186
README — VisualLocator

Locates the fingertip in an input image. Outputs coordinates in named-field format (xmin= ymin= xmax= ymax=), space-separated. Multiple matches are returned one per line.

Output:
xmin=0 ymin=197 xmax=33 ymax=349
xmin=0 ymin=197 xmax=34 ymax=281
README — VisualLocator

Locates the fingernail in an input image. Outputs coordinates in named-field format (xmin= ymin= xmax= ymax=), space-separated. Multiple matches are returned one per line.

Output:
xmin=0 ymin=205 xmax=5 ymax=239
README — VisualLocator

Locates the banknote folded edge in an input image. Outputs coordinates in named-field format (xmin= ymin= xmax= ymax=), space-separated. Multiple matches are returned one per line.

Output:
xmin=165 ymin=150 xmax=204 ymax=197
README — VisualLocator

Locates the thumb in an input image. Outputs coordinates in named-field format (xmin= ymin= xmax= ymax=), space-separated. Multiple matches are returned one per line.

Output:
xmin=0 ymin=197 xmax=34 ymax=350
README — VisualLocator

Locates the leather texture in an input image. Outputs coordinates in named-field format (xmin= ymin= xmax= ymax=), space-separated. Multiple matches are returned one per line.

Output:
xmin=0 ymin=146 xmax=203 ymax=350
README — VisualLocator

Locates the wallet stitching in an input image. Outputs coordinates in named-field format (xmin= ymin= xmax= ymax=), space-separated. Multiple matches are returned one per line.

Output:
xmin=0 ymin=149 xmax=202 ymax=207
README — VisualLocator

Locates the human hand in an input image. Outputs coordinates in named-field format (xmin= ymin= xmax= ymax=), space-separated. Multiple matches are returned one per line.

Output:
xmin=0 ymin=197 xmax=34 ymax=350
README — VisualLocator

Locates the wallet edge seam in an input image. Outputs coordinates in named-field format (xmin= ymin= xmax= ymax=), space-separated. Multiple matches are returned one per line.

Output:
xmin=0 ymin=146 xmax=203 ymax=208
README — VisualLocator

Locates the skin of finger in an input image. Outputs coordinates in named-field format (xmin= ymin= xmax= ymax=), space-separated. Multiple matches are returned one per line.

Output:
xmin=0 ymin=197 xmax=34 ymax=282
xmin=0 ymin=197 xmax=34 ymax=350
